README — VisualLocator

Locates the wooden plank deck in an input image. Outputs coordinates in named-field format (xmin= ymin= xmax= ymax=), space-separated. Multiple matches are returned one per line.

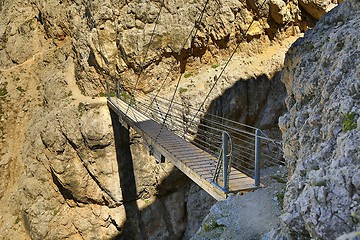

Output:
xmin=108 ymin=97 xmax=258 ymax=200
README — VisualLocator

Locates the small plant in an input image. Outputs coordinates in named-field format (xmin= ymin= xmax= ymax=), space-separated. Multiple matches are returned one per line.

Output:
xmin=306 ymin=42 xmax=314 ymax=51
xmin=211 ymin=63 xmax=220 ymax=69
xmin=276 ymin=192 xmax=285 ymax=206
xmin=203 ymin=220 xmax=221 ymax=232
xmin=342 ymin=112 xmax=358 ymax=133
xmin=179 ymin=87 xmax=188 ymax=94
xmin=53 ymin=209 xmax=60 ymax=216
xmin=351 ymin=211 xmax=360 ymax=224
xmin=0 ymin=82 xmax=8 ymax=97
xmin=14 ymin=216 xmax=20 ymax=224
xmin=99 ymin=91 xmax=116 ymax=97
xmin=120 ymin=92 xmax=131 ymax=101
xmin=184 ymin=72 xmax=193 ymax=78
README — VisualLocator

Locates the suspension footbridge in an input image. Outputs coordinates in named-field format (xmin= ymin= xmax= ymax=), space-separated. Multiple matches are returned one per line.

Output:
xmin=106 ymin=0 xmax=283 ymax=200
xmin=107 ymin=85 xmax=283 ymax=200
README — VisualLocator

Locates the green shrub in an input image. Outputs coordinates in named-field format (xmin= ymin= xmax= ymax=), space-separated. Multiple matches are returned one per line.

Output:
xmin=14 ymin=216 xmax=20 ymax=224
xmin=53 ymin=209 xmax=60 ymax=216
xmin=179 ymin=87 xmax=188 ymax=94
xmin=342 ymin=112 xmax=358 ymax=132
xmin=120 ymin=92 xmax=130 ymax=101
xmin=203 ymin=220 xmax=221 ymax=232
xmin=99 ymin=91 xmax=115 ymax=97
xmin=276 ymin=192 xmax=284 ymax=206
xmin=211 ymin=63 xmax=220 ymax=69
xmin=184 ymin=72 xmax=193 ymax=78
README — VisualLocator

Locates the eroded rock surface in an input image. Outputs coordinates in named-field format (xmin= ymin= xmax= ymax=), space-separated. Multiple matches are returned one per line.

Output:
xmin=279 ymin=0 xmax=360 ymax=238
xmin=191 ymin=167 xmax=287 ymax=240
xmin=0 ymin=0 xmax=339 ymax=239
xmin=1 ymin=0 xmax=339 ymax=97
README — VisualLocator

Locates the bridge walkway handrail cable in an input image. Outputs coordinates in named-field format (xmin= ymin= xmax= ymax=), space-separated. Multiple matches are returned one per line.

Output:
xmin=107 ymin=84 xmax=284 ymax=200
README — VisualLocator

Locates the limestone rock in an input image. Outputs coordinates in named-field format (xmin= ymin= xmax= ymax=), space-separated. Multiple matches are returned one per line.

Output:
xmin=191 ymin=167 xmax=286 ymax=240
xmin=4 ymin=0 xmax=335 ymax=97
xmin=299 ymin=0 xmax=338 ymax=20
xmin=0 ymin=0 xmax=339 ymax=239
xmin=269 ymin=0 xmax=296 ymax=25
xmin=279 ymin=0 xmax=360 ymax=238
xmin=182 ymin=183 xmax=217 ymax=239
xmin=337 ymin=231 xmax=360 ymax=240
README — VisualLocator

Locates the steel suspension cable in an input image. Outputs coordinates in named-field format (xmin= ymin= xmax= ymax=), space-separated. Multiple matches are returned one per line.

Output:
xmin=126 ymin=0 xmax=164 ymax=114
xmin=184 ymin=0 xmax=269 ymax=135
xmin=144 ymin=0 xmax=211 ymax=116
xmin=154 ymin=0 xmax=211 ymax=142
xmin=137 ymin=93 xmax=278 ymax=143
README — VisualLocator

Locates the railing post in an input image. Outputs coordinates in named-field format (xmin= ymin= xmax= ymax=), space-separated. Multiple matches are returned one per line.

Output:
xmin=254 ymin=129 xmax=260 ymax=187
xmin=106 ymin=82 xmax=110 ymax=99
xmin=222 ymin=131 xmax=229 ymax=191
xmin=116 ymin=80 xmax=120 ymax=98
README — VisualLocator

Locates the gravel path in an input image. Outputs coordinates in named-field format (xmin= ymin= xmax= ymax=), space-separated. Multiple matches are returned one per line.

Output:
xmin=191 ymin=166 xmax=287 ymax=240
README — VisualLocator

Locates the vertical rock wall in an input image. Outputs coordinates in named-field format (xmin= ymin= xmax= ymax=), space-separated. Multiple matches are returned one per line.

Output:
xmin=0 ymin=0 xmax=340 ymax=239
xmin=279 ymin=0 xmax=360 ymax=238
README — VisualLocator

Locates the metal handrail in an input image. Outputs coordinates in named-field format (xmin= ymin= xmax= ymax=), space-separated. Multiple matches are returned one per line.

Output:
xmin=108 ymin=85 xmax=284 ymax=189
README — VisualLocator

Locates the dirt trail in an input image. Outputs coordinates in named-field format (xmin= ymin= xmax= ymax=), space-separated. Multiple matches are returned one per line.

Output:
xmin=64 ymin=57 xmax=106 ymax=105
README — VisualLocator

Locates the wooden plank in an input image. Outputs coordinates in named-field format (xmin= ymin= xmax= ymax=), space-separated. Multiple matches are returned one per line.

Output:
xmin=228 ymin=175 xmax=249 ymax=181
xmin=185 ymin=160 xmax=215 ymax=166
xmin=186 ymin=165 xmax=214 ymax=172
xmin=162 ymin=145 xmax=194 ymax=151
xmin=181 ymin=155 xmax=214 ymax=161
xmin=173 ymin=153 xmax=207 ymax=160
xmin=158 ymin=140 xmax=190 ymax=147
xmin=159 ymin=139 xmax=190 ymax=145
xmin=170 ymin=149 xmax=205 ymax=156
xmin=193 ymin=170 xmax=214 ymax=176
xmin=186 ymin=163 xmax=215 ymax=170
xmin=182 ymin=160 xmax=214 ymax=166
xmin=171 ymin=148 xmax=206 ymax=154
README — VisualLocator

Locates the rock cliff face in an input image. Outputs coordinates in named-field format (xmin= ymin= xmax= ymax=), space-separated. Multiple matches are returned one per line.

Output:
xmin=0 ymin=0 xmax=338 ymax=96
xmin=279 ymin=0 xmax=360 ymax=238
xmin=0 ymin=0 xmax=340 ymax=239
